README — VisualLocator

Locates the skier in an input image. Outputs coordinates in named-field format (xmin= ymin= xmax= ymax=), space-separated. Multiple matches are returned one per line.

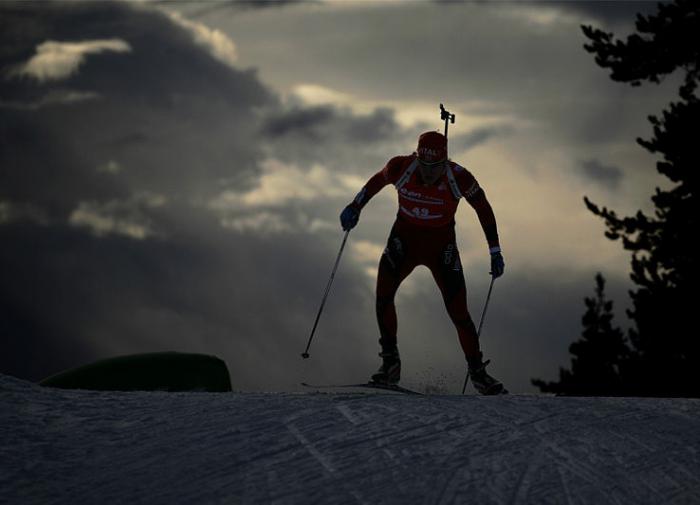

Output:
xmin=339 ymin=131 xmax=506 ymax=395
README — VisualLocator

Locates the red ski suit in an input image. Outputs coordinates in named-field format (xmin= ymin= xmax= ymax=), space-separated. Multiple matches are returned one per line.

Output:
xmin=349 ymin=154 xmax=501 ymax=360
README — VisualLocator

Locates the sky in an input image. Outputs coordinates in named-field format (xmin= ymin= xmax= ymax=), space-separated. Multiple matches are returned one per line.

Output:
xmin=0 ymin=0 xmax=679 ymax=393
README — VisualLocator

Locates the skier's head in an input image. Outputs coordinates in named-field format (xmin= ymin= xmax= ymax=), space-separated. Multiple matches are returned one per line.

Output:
xmin=416 ymin=131 xmax=447 ymax=165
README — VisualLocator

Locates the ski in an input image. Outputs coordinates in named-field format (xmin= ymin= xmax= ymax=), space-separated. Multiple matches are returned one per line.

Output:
xmin=301 ymin=382 xmax=424 ymax=396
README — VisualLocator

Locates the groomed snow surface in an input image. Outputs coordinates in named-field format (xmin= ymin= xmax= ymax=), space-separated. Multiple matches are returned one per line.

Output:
xmin=2 ymin=374 xmax=700 ymax=504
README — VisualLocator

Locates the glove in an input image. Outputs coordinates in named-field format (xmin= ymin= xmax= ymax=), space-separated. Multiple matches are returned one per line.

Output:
xmin=340 ymin=205 xmax=360 ymax=231
xmin=490 ymin=251 xmax=505 ymax=278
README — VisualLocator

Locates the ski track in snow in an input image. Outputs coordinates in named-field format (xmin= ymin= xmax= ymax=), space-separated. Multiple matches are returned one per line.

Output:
xmin=2 ymin=374 xmax=700 ymax=504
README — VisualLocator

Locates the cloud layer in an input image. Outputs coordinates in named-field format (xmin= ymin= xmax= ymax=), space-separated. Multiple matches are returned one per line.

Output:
xmin=1 ymin=1 xmax=669 ymax=394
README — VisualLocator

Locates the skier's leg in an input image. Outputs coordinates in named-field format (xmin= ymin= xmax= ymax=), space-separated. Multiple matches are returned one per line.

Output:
xmin=376 ymin=232 xmax=414 ymax=351
xmin=429 ymin=240 xmax=506 ymax=394
xmin=428 ymin=241 xmax=481 ymax=360
xmin=372 ymin=229 xmax=415 ymax=384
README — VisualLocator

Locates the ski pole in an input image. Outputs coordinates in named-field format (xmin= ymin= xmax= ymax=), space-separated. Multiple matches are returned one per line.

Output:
xmin=301 ymin=229 xmax=351 ymax=359
xmin=461 ymin=275 xmax=496 ymax=394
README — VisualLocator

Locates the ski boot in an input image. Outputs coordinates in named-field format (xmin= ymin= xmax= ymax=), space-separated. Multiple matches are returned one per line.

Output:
xmin=468 ymin=354 xmax=507 ymax=395
xmin=370 ymin=347 xmax=401 ymax=385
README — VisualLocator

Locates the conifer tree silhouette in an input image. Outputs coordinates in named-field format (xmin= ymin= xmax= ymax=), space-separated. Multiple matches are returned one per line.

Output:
xmin=534 ymin=0 xmax=699 ymax=396
xmin=533 ymin=274 xmax=628 ymax=396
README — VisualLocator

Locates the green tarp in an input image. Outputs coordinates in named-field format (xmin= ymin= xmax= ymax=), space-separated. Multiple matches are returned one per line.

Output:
xmin=39 ymin=352 xmax=232 ymax=392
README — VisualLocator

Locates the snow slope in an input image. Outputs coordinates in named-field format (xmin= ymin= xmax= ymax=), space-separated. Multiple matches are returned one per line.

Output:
xmin=2 ymin=373 xmax=700 ymax=505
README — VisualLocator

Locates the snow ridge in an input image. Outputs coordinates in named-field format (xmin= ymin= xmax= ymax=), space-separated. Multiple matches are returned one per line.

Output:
xmin=2 ymin=374 xmax=700 ymax=504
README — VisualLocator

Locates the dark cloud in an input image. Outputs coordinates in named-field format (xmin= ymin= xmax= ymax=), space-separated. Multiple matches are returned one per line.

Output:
xmin=259 ymin=104 xmax=407 ymax=172
xmin=0 ymin=109 xmax=129 ymax=219
xmin=450 ymin=125 xmax=515 ymax=152
xmin=0 ymin=1 xmax=275 ymax=381
xmin=261 ymin=105 xmax=336 ymax=139
xmin=344 ymin=107 xmax=399 ymax=143
xmin=0 ymin=1 xmax=273 ymax=208
xmin=261 ymin=104 xmax=400 ymax=144
xmin=578 ymin=159 xmax=624 ymax=189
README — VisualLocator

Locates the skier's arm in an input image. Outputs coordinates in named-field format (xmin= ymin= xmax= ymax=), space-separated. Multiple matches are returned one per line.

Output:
xmin=469 ymin=191 xmax=505 ymax=277
xmin=347 ymin=170 xmax=390 ymax=213
xmin=455 ymin=168 xmax=500 ymax=251
xmin=348 ymin=156 xmax=404 ymax=213
xmin=467 ymin=191 xmax=500 ymax=252
xmin=457 ymin=167 xmax=505 ymax=277
xmin=340 ymin=157 xmax=403 ymax=230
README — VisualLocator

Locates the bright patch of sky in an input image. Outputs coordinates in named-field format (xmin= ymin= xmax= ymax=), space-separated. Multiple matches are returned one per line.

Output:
xmin=162 ymin=9 xmax=238 ymax=68
xmin=10 ymin=39 xmax=131 ymax=82
xmin=209 ymin=158 xmax=359 ymax=210
xmin=68 ymin=193 xmax=167 ymax=240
